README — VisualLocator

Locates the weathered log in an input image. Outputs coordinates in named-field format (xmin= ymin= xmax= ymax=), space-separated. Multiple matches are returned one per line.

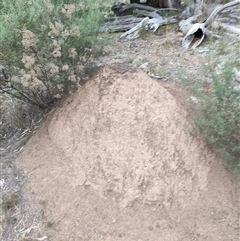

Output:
xmin=113 ymin=3 xmax=181 ymax=15
xmin=99 ymin=13 xmax=178 ymax=33
xmin=135 ymin=9 xmax=163 ymax=20
xmin=120 ymin=17 xmax=150 ymax=39
xmin=119 ymin=16 xmax=178 ymax=39
xmin=103 ymin=0 xmax=240 ymax=47
xmin=205 ymin=0 xmax=240 ymax=27
xmin=219 ymin=22 xmax=240 ymax=35
xmin=101 ymin=3 xmax=180 ymax=33
xmin=99 ymin=16 xmax=144 ymax=32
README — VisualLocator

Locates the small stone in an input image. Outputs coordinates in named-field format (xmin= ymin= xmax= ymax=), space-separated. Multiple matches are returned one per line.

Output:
xmin=188 ymin=96 xmax=199 ymax=103
xmin=139 ymin=62 xmax=149 ymax=71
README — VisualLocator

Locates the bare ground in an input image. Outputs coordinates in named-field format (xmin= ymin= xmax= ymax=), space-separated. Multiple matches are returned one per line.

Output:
xmin=16 ymin=61 xmax=240 ymax=240
xmin=2 ymin=25 xmax=240 ymax=240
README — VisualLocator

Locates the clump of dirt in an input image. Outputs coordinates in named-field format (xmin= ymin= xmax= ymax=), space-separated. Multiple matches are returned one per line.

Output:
xmin=17 ymin=66 xmax=240 ymax=241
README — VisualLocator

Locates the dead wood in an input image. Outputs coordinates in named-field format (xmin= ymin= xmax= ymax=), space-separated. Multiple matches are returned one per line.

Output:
xmin=180 ymin=0 xmax=240 ymax=49
xmin=219 ymin=22 xmax=240 ymax=35
xmin=99 ymin=16 xmax=144 ymax=32
xmin=221 ymin=8 xmax=240 ymax=14
xmin=103 ymin=13 xmax=170 ymax=36
xmin=100 ymin=3 xmax=180 ymax=33
xmin=205 ymin=0 xmax=240 ymax=27
xmin=102 ymin=0 xmax=240 ymax=46
xmin=119 ymin=16 xmax=178 ymax=39
xmin=113 ymin=3 xmax=181 ymax=15
xmin=194 ymin=0 xmax=204 ymax=15
xmin=135 ymin=9 xmax=163 ymax=20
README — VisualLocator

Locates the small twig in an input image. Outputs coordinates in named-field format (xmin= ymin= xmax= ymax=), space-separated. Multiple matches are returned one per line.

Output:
xmin=135 ymin=9 xmax=163 ymax=21
xmin=2 ymin=84 xmax=45 ymax=109
xmin=2 ymin=68 xmax=8 ymax=79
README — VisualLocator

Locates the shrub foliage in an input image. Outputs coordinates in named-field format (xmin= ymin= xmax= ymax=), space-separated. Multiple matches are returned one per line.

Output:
xmin=196 ymin=54 xmax=240 ymax=174
xmin=0 ymin=0 xmax=107 ymax=108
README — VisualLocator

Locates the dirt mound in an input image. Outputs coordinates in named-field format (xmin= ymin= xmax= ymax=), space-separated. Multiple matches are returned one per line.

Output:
xmin=17 ymin=66 xmax=239 ymax=241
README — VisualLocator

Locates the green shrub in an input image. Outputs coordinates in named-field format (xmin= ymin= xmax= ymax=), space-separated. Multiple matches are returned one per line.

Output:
xmin=0 ymin=0 xmax=109 ymax=109
xmin=195 ymin=56 xmax=240 ymax=174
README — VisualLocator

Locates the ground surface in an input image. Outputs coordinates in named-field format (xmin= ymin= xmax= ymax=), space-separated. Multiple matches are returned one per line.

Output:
xmin=1 ymin=14 xmax=238 ymax=241
xmin=15 ymin=29 xmax=240 ymax=240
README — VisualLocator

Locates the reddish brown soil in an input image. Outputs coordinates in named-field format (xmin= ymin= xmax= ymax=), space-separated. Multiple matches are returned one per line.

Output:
xmin=17 ymin=66 xmax=240 ymax=241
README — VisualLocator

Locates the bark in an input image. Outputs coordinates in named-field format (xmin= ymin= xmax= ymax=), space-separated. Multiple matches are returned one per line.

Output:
xmin=99 ymin=16 xmax=144 ymax=32
xmin=119 ymin=16 xmax=178 ymax=39
xmin=205 ymin=0 xmax=240 ymax=27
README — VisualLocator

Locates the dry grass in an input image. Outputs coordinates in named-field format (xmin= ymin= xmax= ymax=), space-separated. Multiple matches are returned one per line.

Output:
xmin=1 ymin=150 xmax=47 ymax=240
xmin=0 ymin=95 xmax=47 ymax=240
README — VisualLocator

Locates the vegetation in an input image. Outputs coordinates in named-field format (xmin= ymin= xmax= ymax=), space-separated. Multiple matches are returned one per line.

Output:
xmin=0 ymin=0 xmax=109 ymax=109
xmin=194 ymin=39 xmax=240 ymax=174
xmin=0 ymin=1 xmax=239 ymax=240
xmin=0 ymin=1 xmax=112 ymax=240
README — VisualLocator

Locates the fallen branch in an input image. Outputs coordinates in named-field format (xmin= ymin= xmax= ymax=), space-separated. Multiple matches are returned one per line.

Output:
xmin=219 ymin=22 xmax=240 ymax=35
xmin=113 ymin=3 xmax=181 ymax=15
xmin=119 ymin=17 xmax=150 ymax=39
xmin=205 ymin=0 xmax=240 ymax=27
xmin=99 ymin=16 xmax=144 ymax=32
xmin=221 ymin=8 xmax=240 ymax=14
xmin=100 ymin=11 xmax=178 ymax=34
xmin=119 ymin=16 xmax=178 ymax=39
xmin=135 ymin=9 xmax=163 ymax=20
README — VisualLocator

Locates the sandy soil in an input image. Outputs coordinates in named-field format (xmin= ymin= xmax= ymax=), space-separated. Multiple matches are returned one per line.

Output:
xmin=17 ymin=64 xmax=240 ymax=240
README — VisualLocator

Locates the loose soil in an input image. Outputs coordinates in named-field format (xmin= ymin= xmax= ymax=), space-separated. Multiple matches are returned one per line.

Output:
xmin=15 ymin=29 xmax=240 ymax=240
